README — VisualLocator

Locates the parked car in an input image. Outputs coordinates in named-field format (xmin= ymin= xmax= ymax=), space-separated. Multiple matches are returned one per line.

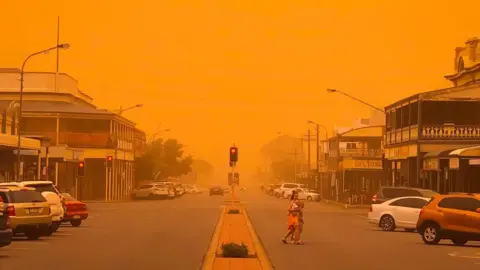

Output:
xmin=209 ymin=186 xmax=224 ymax=196
xmin=173 ymin=183 xmax=185 ymax=196
xmin=416 ymin=193 xmax=480 ymax=245
xmin=284 ymin=188 xmax=320 ymax=201
xmin=61 ymin=193 xmax=88 ymax=227
xmin=0 ymin=181 xmax=64 ymax=235
xmin=0 ymin=195 xmax=12 ymax=248
xmin=371 ymin=186 xmax=438 ymax=204
xmin=0 ymin=186 xmax=52 ymax=240
xmin=276 ymin=183 xmax=305 ymax=198
xmin=131 ymin=183 xmax=170 ymax=199
xmin=368 ymin=196 xmax=430 ymax=231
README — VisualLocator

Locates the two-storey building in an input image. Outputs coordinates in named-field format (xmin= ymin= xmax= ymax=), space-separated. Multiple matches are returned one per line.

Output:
xmin=0 ymin=69 xmax=147 ymax=200
xmin=322 ymin=126 xmax=384 ymax=202
xmin=384 ymin=37 xmax=480 ymax=194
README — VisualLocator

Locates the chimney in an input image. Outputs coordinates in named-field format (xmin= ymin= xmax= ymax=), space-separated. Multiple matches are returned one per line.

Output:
xmin=466 ymin=37 xmax=479 ymax=62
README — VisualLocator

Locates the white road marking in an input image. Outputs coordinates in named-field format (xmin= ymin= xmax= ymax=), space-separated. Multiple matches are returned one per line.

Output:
xmin=448 ymin=252 xmax=480 ymax=259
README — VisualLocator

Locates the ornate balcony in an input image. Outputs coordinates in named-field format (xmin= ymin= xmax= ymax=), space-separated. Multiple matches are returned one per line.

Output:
xmin=421 ymin=124 xmax=480 ymax=140
xmin=339 ymin=148 xmax=383 ymax=157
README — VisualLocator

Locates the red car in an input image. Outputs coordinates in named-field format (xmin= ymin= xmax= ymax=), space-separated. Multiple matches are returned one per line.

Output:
xmin=61 ymin=193 xmax=88 ymax=227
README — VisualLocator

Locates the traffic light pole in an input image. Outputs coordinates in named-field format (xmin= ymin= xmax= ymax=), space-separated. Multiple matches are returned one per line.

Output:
xmin=231 ymin=162 xmax=237 ymax=202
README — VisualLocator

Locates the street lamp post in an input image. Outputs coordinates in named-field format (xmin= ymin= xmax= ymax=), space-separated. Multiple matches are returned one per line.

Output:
xmin=150 ymin=129 xmax=171 ymax=143
xmin=326 ymin=89 xmax=385 ymax=114
xmin=16 ymin=43 xmax=70 ymax=181
xmin=118 ymin=104 xmax=144 ymax=115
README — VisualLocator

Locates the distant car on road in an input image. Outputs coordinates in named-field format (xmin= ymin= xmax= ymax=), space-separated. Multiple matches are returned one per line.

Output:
xmin=209 ymin=186 xmax=224 ymax=196
xmin=371 ymin=186 xmax=438 ymax=204
xmin=61 ymin=193 xmax=88 ymax=227
xmin=284 ymin=188 xmax=320 ymax=201
xmin=368 ymin=196 xmax=430 ymax=232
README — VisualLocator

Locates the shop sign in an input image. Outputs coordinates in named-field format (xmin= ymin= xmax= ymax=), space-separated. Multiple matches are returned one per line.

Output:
xmin=423 ymin=159 xmax=439 ymax=170
xmin=468 ymin=159 xmax=480 ymax=165
xmin=449 ymin=158 xmax=460 ymax=169
xmin=343 ymin=159 xmax=382 ymax=169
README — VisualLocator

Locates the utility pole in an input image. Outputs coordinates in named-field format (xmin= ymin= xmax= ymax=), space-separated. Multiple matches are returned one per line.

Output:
xmin=301 ymin=132 xmax=316 ymax=177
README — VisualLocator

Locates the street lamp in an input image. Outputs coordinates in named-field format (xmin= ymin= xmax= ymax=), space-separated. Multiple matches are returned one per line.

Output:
xmin=118 ymin=104 xmax=144 ymax=115
xmin=326 ymin=88 xmax=385 ymax=114
xmin=16 ymin=43 xmax=70 ymax=181
xmin=150 ymin=129 xmax=171 ymax=143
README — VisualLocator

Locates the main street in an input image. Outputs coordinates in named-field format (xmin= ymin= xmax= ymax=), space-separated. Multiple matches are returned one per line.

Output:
xmin=245 ymin=190 xmax=480 ymax=270
xmin=1 ymin=189 xmax=479 ymax=270
xmin=0 ymin=193 xmax=223 ymax=270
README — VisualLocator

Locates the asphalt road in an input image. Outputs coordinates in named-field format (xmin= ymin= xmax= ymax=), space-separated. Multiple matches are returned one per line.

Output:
xmin=0 ymin=192 xmax=223 ymax=270
xmin=244 ymin=190 xmax=480 ymax=270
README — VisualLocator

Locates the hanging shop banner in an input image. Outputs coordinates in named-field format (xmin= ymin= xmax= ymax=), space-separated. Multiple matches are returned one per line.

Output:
xmin=423 ymin=159 xmax=439 ymax=171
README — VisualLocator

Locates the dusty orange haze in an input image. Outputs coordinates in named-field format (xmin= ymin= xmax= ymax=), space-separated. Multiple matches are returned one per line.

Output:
xmin=1 ymin=1 xmax=479 ymax=183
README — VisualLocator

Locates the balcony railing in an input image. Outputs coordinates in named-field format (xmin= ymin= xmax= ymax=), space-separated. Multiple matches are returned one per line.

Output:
xmin=421 ymin=124 xmax=480 ymax=140
xmin=20 ymin=131 xmax=113 ymax=148
xmin=339 ymin=148 xmax=383 ymax=157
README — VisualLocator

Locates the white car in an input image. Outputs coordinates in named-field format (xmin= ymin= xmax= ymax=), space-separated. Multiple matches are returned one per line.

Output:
xmin=276 ymin=183 xmax=305 ymax=198
xmin=284 ymin=188 xmax=320 ymax=201
xmin=131 ymin=183 xmax=170 ymax=199
xmin=368 ymin=196 xmax=430 ymax=232
xmin=0 ymin=181 xmax=65 ymax=234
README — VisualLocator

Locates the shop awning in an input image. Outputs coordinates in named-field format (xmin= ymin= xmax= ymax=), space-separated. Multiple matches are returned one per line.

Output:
xmin=424 ymin=149 xmax=458 ymax=159
xmin=449 ymin=145 xmax=480 ymax=157
xmin=0 ymin=133 xmax=41 ymax=150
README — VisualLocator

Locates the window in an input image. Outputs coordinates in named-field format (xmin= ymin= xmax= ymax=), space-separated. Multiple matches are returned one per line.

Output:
xmin=390 ymin=198 xmax=427 ymax=209
xmin=438 ymin=197 xmax=480 ymax=212
xmin=381 ymin=188 xmax=421 ymax=198
xmin=10 ymin=190 xmax=47 ymax=203
xmin=25 ymin=184 xmax=58 ymax=194
xmin=283 ymin=184 xmax=297 ymax=189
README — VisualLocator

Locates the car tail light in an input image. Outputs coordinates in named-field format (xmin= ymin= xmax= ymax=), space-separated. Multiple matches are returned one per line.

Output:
xmin=6 ymin=205 xmax=15 ymax=216
xmin=369 ymin=205 xmax=373 ymax=212
xmin=419 ymin=209 xmax=424 ymax=216
xmin=372 ymin=195 xmax=377 ymax=202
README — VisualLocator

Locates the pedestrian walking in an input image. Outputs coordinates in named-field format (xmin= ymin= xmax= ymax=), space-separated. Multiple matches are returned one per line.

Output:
xmin=293 ymin=199 xmax=305 ymax=245
xmin=282 ymin=190 xmax=300 ymax=244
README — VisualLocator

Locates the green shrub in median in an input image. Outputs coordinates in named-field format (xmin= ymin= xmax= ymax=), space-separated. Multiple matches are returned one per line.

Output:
xmin=220 ymin=242 xmax=249 ymax=258
xmin=227 ymin=208 xmax=241 ymax=214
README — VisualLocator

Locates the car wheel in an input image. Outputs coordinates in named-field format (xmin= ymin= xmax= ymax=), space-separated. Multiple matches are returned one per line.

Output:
xmin=71 ymin=220 xmax=82 ymax=227
xmin=25 ymin=231 xmax=41 ymax=240
xmin=307 ymin=196 xmax=313 ymax=201
xmin=452 ymin=239 xmax=468 ymax=246
xmin=379 ymin=215 xmax=396 ymax=231
xmin=404 ymin=228 xmax=415 ymax=232
xmin=421 ymin=223 xmax=442 ymax=245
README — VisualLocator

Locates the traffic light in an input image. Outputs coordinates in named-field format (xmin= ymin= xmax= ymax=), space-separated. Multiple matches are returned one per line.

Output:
xmin=77 ymin=162 xmax=85 ymax=177
xmin=106 ymin=156 xmax=113 ymax=168
xmin=229 ymin=147 xmax=238 ymax=163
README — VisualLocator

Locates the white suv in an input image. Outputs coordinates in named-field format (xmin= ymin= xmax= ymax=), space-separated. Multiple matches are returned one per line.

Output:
xmin=0 ymin=181 xmax=65 ymax=235
xmin=276 ymin=183 xmax=305 ymax=198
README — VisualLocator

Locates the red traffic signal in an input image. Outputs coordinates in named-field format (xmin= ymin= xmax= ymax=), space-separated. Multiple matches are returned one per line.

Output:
xmin=229 ymin=147 xmax=238 ymax=163
xmin=106 ymin=156 xmax=113 ymax=168
xmin=77 ymin=162 xmax=85 ymax=177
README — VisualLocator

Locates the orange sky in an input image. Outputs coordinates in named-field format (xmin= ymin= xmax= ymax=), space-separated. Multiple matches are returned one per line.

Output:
xmin=1 ymin=1 xmax=478 ymax=180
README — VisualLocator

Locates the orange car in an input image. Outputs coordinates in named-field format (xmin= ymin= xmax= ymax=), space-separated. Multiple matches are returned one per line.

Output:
xmin=61 ymin=193 xmax=88 ymax=227
xmin=416 ymin=193 xmax=480 ymax=245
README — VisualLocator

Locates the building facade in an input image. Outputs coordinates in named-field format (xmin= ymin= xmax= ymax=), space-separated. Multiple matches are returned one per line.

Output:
xmin=384 ymin=37 xmax=480 ymax=194
xmin=321 ymin=126 xmax=384 ymax=203
xmin=0 ymin=69 xmax=147 ymax=200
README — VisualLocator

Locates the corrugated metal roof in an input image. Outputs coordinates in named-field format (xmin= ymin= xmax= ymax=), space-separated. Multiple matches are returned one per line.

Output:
xmin=0 ymin=100 xmax=113 ymax=115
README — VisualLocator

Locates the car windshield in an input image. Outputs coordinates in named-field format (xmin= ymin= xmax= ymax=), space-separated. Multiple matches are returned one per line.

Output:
xmin=10 ymin=190 xmax=47 ymax=203
xmin=25 ymin=184 xmax=57 ymax=194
